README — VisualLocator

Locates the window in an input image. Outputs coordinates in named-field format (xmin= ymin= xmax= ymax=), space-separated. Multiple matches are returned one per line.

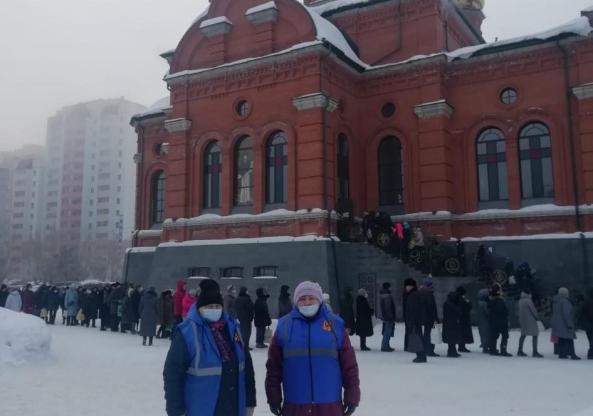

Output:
xmin=203 ymin=142 xmax=222 ymax=209
xmin=381 ymin=102 xmax=396 ymax=118
xmin=253 ymin=266 xmax=278 ymax=277
xmin=97 ymin=209 xmax=109 ymax=215
xmin=235 ymin=100 xmax=251 ymax=118
xmin=151 ymin=170 xmax=166 ymax=225
xmin=221 ymin=267 xmax=244 ymax=278
xmin=234 ymin=136 xmax=254 ymax=206
xmin=266 ymin=132 xmax=288 ymax=204
xmin=378 ymin=136 xmax=404 ymax=207
xmin=477 ymin=128 xmax=508 ymax=202
xmin=519 ymin=123 xmax=554 ymax=199
xmin=188 ymin=267 xmax=211 ymax=278
xmin=337 ymin=134 xmax=350 ymax=206
xmin=500 ymin=88 xmax=518 ymax=105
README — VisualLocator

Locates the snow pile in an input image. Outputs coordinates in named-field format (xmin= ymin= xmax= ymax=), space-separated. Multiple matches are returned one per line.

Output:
xmin=0 ymin=308 xmax=51 ymax=366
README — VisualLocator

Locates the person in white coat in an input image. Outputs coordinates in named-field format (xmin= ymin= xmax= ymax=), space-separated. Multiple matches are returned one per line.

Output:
xmin=5 ymin=290 xmax=22 ymax=312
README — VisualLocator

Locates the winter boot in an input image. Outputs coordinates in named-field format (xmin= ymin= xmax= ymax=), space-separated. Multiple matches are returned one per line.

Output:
xmin=413 ymin=353 xmax=427 ymax=363
xmin=148 ymin=337 xmax=153 ymax=346
xmin=500 ymin=348 xmax=512 ymax=357
xmin=532 ymin=337 xmax=543 ymax=358
xmin=142 ymin=337 xmax=146 ymax=346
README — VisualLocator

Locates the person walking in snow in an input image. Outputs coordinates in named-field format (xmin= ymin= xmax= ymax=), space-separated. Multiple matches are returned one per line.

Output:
xmin=64 ymin=286 xmax=79 ymax=326
xmin=477 ymin=289 xmax=491 ymax=353
xmin=517 ymin=289 xmax=543 ymax=357
xmin=121 ymin=288 xmax=136 ymax=334
xmin=456 ymin=286 xmax=474 ymax=353
xmin=355 ymin=288 xmax=374 ymax=351
xmin=340 ymin=287 xmax=356 ymax=336
xmin=277 ymin=285 xmax=292 ymax=318
xmin=21 ymin=283 xmax=35 ymax=315
xmin=172 ymin=279 xmax=186 ymax=327
xmin=254 ymin=288 xmax=272 ymax=348
xmin=157 ymin=290 xmax=174 ymax=339
xmin=235 ymin=287 xmax=254 ymax=350
xmin=131 ymin=285 xmax=143 ymax=333
xmin=0 ymin=284 xmax=9 ymax=308
xmin=488 ymin=285 xmax=512 ymax=357
xmin=47 ymin=287 xmax=61 ymax=325
xmin=224 ymin=285 xmax=237 ymax=319
xmin=139 ymin=287 xmax=159 ymax=346
xmin=442 ymin=292 xmax=462 ymax=357
xmin=99 ymin=285 xmax=111 ymax=331
xmin=404 ymin=278 xmax=427 ymax=363
xmin=379 ymin=282 xmax=396 ymax=352
xmin=265 ymin=281 xmax=360 ymax=416
xmin=163 ymin=279 xmax=256 ymax=416
xmin=551 ymin=287 xmax=580 ymax=360
xmin=5 ymin=288 xmax=22 ymax=312
xmin=419 ymin=278 xmax=439 ymax=357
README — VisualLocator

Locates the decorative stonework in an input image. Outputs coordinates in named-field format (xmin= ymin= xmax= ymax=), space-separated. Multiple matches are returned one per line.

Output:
xmin=414 ymin=99 xmax=454 ymax=119
xmin=573 ymin=83 xmax=593 ymax=100
xmin=292 ymin=92 xmax=340 ymax=112
xmin=199 ymin=16 xmax=233 ymax=38
xmin=164 ymin=118 xmax=192 ymax=133
xmin=246 ymin=1 xmax=278 ymax=25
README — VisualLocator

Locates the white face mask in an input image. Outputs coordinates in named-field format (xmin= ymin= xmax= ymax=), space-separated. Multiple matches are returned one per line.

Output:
xmin=201 ymin=308 xmax=222 ymax=322
xmin=298 ymin=303 xmax=320 ymax=318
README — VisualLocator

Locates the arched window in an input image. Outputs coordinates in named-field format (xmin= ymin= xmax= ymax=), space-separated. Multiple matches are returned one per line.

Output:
xmin=519 ymin=123 xmax=554 ymax=199
xmin=477 ymin=128 xmax=508 ymax=202
xmin=234 ymin=137 xmax=254 ymax=206
xmin=151 ymin=170 xmax=166 ymax=225
xmin=378 ymin=136 xmax=404 ymax=208
xmin=337 ymin=134 xmax=350 ymax=206
xmin=203 ymin=142 xmax=222 ymax=209
xmin=266 ymin=132 xmax=288 ymax=204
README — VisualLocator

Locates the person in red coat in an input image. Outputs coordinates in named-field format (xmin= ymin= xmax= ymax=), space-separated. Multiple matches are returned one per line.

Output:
xmin=172 ymin=280 xmax=186 ymax=325
xmin=22 ymin=284 xmax=35 ymax=315
xmin=181 ymin=289 xmax=197 ymax=319
xmin=266 ymin=281 xmax=360 ymax=416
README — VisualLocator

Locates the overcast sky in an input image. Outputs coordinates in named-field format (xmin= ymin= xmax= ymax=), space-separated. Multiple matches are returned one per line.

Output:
xmin=0 ymin=0 xmax=591 ymax=151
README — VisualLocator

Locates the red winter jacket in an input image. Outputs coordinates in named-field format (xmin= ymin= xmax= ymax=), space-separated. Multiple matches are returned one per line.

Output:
xmin=22 ymin=290 xmax=35 ymax=314
xmin=265 ymin=330 xmax=360 ymax=416
xmin=181 ymin=292 xmax=196 ymax=319
xmin=172 ymin=280 xmax=185 ymax=318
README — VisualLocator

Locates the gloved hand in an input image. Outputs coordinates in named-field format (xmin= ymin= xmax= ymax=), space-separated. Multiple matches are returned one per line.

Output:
xmin=246 ymin=408 xmax=255 ymax=416
xmin=344 ymin=404 xmax=358 ymax=416
xmin=269 ymin=404 xmax=282 ymax=415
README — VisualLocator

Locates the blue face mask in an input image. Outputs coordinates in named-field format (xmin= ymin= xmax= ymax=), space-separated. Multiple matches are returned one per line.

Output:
xmin=298 ymin=304 xmax=320 ymax=318
xmin=201 ymin=308 xmax=223 ymax=322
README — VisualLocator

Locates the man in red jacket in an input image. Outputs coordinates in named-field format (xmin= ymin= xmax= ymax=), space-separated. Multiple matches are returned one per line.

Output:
xmin=266 ymin=281 xmax=360 ymax=416
xmin=172 ymin=280 xmax=186 ymax=327
xmin=22 ymin=284 xmax=35 ymax=315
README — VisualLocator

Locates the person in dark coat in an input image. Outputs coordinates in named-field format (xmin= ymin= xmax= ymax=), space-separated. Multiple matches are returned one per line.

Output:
xmin=139 ymin=287 xmax=159 ymax=346
xmin=379 ymin=282 xmax=396 ymax=352
xmin=22 ymin=284 xmax=35 ymax=315
xmin=35 ymin=284 xmax=50 ymax=321
xmin=109 ymin=283 xmax=125 ymax=332
xmin=47 ymin=287 xmax=61 ymax=325
xmin=60 ymin=288 xmax=67 ymax=325
xmin=131 ymin=285 xmax=143 ymax=332
xmin=172 ymin=279 xmax=186 ymax=327
xmin=340 ymin=287 xmax=356 ymax=335
xmin=265 ymin=281 xmax=360 ymax=416
xmin=223 ymin=285 xmax=237 ymax=319
xmin=404 ymin=278 xmax=426 ymax=363
xmin=477 ymin=289 xmax=491 ymax=353
xmin=277 ymin=285 xmax=292 ymax=318
xmin=235 ymin=287 xmax=255 ymax=350
xmin=99 ymin=285 xmax=111 ymax=331
xmin=163 ymin=279 xmax=256 ymax=416
xmin=120 ymin=288 xmax=136 ymax=334
xmin=0 ymin=284 xmax=8 ymax=308
xmin=551 ymin=287 xmax=580 ymax=360
xmin=254 ymin=288 xmax=271 ymax=348
xmin=355 ymin=288 xmax=373 ymax=351
xmin=157 ymin=290 xmax=174 ymax=339
xmin=488 ymin=285 xmax=512 ymax=357
xmin=582 ymin=288 xmax=593 ymax=360
xmin=83 ymin=289 xmax=100 ymax=327
xmin=419 ymin=278 xmax=439 ymax=357
xmin=442 ymin=292 xmax=462 ymax=357
xmin=456 ymin=286 xmax=474 ymax=352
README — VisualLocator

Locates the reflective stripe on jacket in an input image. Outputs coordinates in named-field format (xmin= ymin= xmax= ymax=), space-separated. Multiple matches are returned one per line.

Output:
xmin=276 ymin=305 xmax=344 ymax=405
xmin=179 ymin=305 xmax=246 ymax=416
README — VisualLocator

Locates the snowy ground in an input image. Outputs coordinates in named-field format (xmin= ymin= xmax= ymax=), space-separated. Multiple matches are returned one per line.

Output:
xmin=1 ymin=314 xmax=592 ymax=416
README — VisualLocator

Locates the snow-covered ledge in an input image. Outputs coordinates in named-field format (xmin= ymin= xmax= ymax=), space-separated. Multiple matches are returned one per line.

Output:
xmin=199 ymin=16 xmax=233 ymax=38
xmin=164 ymin=118 xmax=192 ymax=133
xmin=414 ymin=99 xmax=454 ymax=120
xmin=293 ymin=93 xmax=340 ymax=112
xmin=163 ymin=209 xmax=337 ymax=228
xmin=573 ymin=83 xmax=593 ymax=100
xmin=136 ymin=229 xmax=163 ymax=239
xmin=159 ymin=235 xmax=339 ymax=248
xmin=246 ymin=1 xmax=278 ymax=25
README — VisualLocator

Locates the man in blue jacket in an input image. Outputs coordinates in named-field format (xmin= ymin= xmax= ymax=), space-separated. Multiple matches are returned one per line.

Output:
xmin=163 ymin=279 xmax=256 ymax=416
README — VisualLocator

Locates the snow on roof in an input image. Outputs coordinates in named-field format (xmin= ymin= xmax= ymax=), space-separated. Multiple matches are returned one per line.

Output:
xmin=459 ymin=231 xmax=593 ymax=242
xmin=131 ymin=96 xmax=171 ymax=120
xmin=199 ymin=16 xmax=232 ymax=29
xmin=246 ymin=1 xmax=277 ymax=15
xmin=159 ymin=235 xmax=338 ymax=248
xmin=371 ymin=16 xmax=593 ymax=72
xmin=309 ymin=0 xmax=375 ymax=15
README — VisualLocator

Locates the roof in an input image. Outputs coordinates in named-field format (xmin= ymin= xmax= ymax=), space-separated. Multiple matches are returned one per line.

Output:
xmin=130 ymin=97 xmax=171 ymax=123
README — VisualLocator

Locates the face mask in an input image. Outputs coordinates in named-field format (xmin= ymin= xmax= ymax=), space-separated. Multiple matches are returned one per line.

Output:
xmin=201 ymin=308 xmax=222 ymax=322
xmin=298 ymin=304 xmax=320 ymax=318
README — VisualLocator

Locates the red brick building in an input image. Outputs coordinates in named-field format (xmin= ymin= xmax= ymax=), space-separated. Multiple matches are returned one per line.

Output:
xmin=131 ymin=0 xmax=593 ymax=247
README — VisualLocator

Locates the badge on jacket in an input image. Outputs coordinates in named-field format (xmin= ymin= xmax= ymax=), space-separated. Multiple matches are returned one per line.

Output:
xmin=235 ymin=329 xmax=244 ymax=346
xmin=322 ymin=320 xmax=332 ymax=332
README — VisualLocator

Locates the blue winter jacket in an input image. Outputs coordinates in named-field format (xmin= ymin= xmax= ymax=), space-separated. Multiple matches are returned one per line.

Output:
xmin=275 ymin=304 xmax=344 ymax=405
xmin=164 ymin=305 xmax=255 ymax=416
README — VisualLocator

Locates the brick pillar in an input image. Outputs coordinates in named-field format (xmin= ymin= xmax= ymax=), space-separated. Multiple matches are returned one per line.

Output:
xmin=573 ymin=83 xmax=593 ymax=203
